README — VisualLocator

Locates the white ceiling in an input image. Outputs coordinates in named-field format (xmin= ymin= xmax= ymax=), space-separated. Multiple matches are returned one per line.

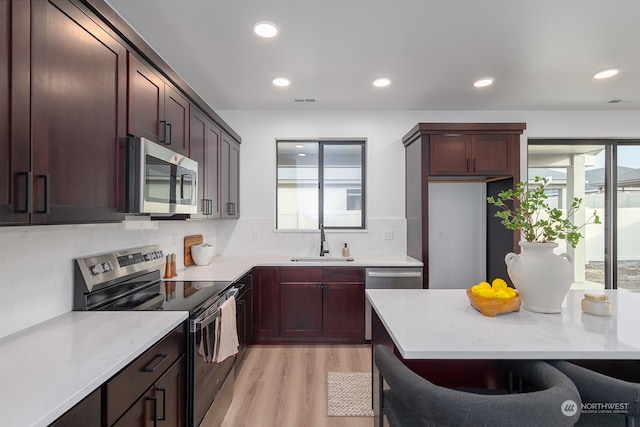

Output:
xmin=105 ymin=0 xmax=640 ymax=111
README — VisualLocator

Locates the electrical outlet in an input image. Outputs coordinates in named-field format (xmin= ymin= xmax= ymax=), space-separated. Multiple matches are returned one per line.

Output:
xmin=172 ymin=234 xmax=178 ymax=247
xmin=383 ymin=230 xmax=394 ymax=240
xmin=253 ymin=230 xmax=261 ymax=240
xmin=438 ymin=231 xmax=445 ymax=240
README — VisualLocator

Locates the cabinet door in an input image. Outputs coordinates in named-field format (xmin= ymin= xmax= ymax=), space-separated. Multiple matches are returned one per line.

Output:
xmin=50 ymin=388 xmax=101 ymax=427
xmin=280 ymin=282 xmax=323 ymax=337
xmin=0 ymin=0 xmax=30 ymax=224
xmin=164 ymin=85 xmax=189 ymax=156
xmin=470 ymin=134 xmax=513 ymax=175
xmin=30 ymin=0 xmax=126 ymax=224
xmin=323 ymin=282 xmax=365 ymax=340
xmin=113 ymin=356 xmax=186 ymax=427
xmin=220 ymin=132 xmax=240 ymax=218
xmin=154 ymin=355 xmax=186 ymax=427
xmin=189 ymin=108 xmax=220 ymax=217
xmin=253 ymin=267 xmax=280 ymax=339
xmin=128 ymin=53 xmax=165 ymax=143
xmin=429 ymin=134 xmax=471 ymax=175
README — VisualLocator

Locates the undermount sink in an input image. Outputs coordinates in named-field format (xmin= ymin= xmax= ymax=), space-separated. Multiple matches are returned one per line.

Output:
xmin=290 ymin=256 xmax=355 ymax=262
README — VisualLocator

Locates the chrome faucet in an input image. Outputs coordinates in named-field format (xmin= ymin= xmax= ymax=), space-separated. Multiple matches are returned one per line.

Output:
xmin=319 ymin=223 xmax=329 ymax=256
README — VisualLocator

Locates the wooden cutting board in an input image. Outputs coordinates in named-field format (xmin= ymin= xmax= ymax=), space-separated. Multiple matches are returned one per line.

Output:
xmin=184 ymin=234 xmax=203 ymax=266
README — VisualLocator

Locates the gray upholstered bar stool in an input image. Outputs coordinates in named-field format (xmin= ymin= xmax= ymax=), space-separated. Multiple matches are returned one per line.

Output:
xmin=374 ymin=345 xmax=582 ymax=427
xmin=548 ymin=360 xmax=640 ymax=427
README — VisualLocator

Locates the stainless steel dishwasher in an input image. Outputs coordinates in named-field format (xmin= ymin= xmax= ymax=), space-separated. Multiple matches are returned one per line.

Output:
xmin=365 ymin=267 xmax=423 ymax=340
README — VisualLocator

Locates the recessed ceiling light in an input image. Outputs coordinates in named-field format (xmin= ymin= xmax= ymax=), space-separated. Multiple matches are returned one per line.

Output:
xmin=372 ymin=77 xmax=391 ymax=88
xmin=272 ymin=77 xmax=290 ymax=87
xmin=295 ymin=144 xmax=304 ymax=148
xmin=298 ymin=153 xmax=306 ymax=157
xmin=593 ymin=68 xmax=620 ymax=79
xmin=254 ymin=21 xmax=278 ymax=38
xmin=473 ymin=78 xmax=494 ymax=88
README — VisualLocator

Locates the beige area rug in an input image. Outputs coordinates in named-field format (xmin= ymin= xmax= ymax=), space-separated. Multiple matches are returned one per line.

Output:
xmin=327 ymin=371 xmax=375 ymax=417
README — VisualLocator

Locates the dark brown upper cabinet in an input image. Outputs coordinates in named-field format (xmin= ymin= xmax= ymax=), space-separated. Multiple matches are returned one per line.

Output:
xmin=430 ymin=133 xmax=516 ymax=176
xmin=0 ymin=0 xmax=30 ymax=224
xmin=0 ymin=0 xmax=127 ymax=225
xmin=190 ymin=107 xmax=221 ymax=218
xmin=128 ymin=53 xmax=189 ymax=156
xmin=220 ymin=132 xmax=240 ymax=219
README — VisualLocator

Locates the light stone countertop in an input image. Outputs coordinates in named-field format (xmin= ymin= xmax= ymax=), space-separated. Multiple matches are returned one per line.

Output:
xmin=367 ymin=288 xmax=640 ymax=360
xmin=0 ymin=311 xmax=187 ymax=427
xmin=174 ymin=254 xmax=423 ymax=282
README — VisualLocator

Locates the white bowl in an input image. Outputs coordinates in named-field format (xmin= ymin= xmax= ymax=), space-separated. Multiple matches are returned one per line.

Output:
xmin=191 ymin=243 xmax=214 ymax=266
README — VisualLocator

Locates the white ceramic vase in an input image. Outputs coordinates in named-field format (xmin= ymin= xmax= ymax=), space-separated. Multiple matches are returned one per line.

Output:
xmin=505 ymin=242 xmax=573 ymax=313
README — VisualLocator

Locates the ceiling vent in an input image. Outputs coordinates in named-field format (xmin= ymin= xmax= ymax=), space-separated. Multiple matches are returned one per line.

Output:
xmin=293 ymin=98 xmax=316 ymax=103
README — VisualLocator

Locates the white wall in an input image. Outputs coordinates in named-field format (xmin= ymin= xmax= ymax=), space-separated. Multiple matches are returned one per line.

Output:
xmin=1 ymin=109 xmax=639 ymax=339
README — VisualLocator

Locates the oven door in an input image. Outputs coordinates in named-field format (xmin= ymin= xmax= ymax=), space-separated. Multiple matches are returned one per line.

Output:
xmin=190 ymin=307 xmax=235 ymax=427
xmin=126 ymin=137 xmax=198 ymax=214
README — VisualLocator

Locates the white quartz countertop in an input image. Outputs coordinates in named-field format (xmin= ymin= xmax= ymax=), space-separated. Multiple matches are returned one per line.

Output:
xmin=0 ymin=311 xmax=187 ymax=427
xmin=174 ymin=255 xmax=422 ymax=282
xmin=367 ymin=289 xmax=640 ymax=360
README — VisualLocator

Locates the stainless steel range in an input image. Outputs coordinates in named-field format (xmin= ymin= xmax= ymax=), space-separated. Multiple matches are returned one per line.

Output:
xmin=74 ymin=245 xmax=242 ymax=427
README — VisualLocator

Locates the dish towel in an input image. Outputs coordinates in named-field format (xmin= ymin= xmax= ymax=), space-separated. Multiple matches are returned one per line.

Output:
xmin=213 ymin=296 xmax=239 ymax=363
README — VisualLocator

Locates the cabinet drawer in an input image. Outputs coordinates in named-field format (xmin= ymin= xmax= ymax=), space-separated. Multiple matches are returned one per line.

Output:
xmin=323 ymin=267 xmax=364 ymax=282
xmin=280 ymin=267 xmax=323 ymax=282
xmin=104 ymin=323 xmax=186 ymax=426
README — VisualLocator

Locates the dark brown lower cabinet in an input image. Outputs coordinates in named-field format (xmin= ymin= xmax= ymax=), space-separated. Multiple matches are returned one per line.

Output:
xmin=281 ymin=282 xmax=323 ymax=337
xmin=253 ymin=267 xmax=280 ymax=340
xmin=49 ymin=388 xmax=101 ymax=427
xmin=323 ymin=281 xmax=365 ymax=339
xmin=113 ymin=355 xmax=186 ymax=427
xmin=258 ymin=266 xmax=365 ymax=343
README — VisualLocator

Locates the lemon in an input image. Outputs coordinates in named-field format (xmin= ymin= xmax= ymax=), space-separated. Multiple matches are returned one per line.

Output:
xmin=495 ymin=290 xmax=510 ymax=299
xmin=470 ymin=285 xmax=482 ymax=295
xmin=477 ymin=281 xmax=491 ymax=289
xmin=505 ymin=288 xmax=517 ymax=298
xmin=477 ymin=288 xmax=496 ymax=298
xmin=492 ymin=278 xmax=508 ymax=291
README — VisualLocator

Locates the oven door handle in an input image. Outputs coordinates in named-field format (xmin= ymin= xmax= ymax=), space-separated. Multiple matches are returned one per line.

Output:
xmin=192 ymin=308 xmax=219 ymax=331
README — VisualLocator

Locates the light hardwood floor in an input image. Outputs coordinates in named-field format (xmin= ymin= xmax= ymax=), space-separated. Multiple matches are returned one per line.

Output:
xmin=218 ymin=345 xmax=373 ymax=427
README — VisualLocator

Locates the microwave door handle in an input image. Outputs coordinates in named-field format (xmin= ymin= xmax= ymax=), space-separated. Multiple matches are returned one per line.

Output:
xmin=180 ymin=174 xmax=188 ymax=199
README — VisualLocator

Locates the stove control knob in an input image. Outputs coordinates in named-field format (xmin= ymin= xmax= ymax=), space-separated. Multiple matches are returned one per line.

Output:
xmin=155 ymin=250 xmax=163 ymax=259
xmin=102 ymin=261 xmax=113 ymax=272
xmin=90 ymin=264 xmax=104 ymax=275
xmin=143 ymin=253 xmax=152 ymax=261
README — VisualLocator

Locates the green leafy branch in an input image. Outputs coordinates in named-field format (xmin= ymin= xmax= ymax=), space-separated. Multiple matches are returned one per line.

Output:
xmin=487 ymin=176 xmax=601 ymax=249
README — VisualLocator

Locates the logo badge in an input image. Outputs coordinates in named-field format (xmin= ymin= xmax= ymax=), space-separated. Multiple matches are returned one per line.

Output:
xmin=562 ymin=400 xmax=578 ymax=417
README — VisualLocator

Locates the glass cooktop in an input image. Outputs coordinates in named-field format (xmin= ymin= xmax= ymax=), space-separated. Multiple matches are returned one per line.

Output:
xmin=160 ymin=280 xmax=233 ymax=315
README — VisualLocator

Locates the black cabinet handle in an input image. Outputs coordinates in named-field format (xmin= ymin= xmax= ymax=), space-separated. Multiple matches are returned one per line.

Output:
xmin=208 ymin=199 xmax=213 ymax=215
xmin=160 ymin=120 xmax=168 ymax=144
xmin=147 ymin=396 xmax=158 ymax=427
xmin=472 ymin=158 xmax=477 ymax=173
xmin=155 ymin=387 xmax=166 ymax=421
xmin=227 ymin=202 xmax=236 ymax=215
xmin=466 ymin=158 xmax=471 ymax=173
xmin=166 ymin=123 xmax=172 ymax=145
xmin=141 ymin=353 xmax=168 ymax=372
xmin=35 ymin=174 xmax=50 ymax=214
xmin=15 ymin=172 xmax=32 ymax=214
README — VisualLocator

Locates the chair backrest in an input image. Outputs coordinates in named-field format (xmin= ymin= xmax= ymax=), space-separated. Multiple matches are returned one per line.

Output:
xmin=548 ymin=360 xmax=640 ymax=423
xmin=374 ymin=345 xmax=582 ymax=427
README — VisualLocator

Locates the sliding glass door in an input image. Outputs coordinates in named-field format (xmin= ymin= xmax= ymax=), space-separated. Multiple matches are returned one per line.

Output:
xmin=528 ymin=140 xmax=640 ymax=290
xmin=617 ymin=145 xmax=640 ymax=292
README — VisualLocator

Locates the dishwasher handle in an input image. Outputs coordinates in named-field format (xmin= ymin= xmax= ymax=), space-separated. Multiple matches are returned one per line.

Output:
xmin=366 ymin=270 xmax=422 ymax=278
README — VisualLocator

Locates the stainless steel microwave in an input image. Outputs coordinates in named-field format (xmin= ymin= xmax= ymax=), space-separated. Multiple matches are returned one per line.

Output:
xmin=125 ymin=137 xmax=198 ymax=214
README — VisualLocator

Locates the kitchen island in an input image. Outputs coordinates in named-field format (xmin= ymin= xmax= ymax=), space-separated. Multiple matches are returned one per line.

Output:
xmin=367 ymin=288 xmax=640 ymax=425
